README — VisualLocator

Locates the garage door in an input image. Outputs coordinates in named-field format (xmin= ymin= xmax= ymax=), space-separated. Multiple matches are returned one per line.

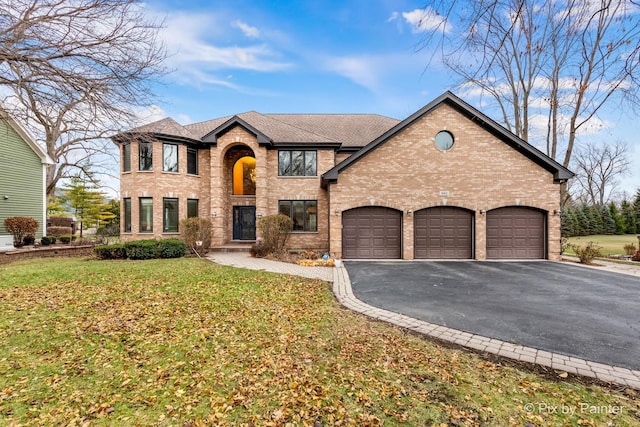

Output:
xmin=414 ymin=207 xmax=473 ymax=259
xmin=342 ymin=207 xmax=402 ymax=259
xmin=486 ymin=207 xmax=545 ymax=259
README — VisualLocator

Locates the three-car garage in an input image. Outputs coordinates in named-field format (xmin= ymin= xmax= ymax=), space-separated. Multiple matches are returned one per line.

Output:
xmin=341 ymin=206 xmax=546 ymax=260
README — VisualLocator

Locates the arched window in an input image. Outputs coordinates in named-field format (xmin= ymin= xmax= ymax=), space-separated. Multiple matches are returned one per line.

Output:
xmin=233 ymin=156 xmax=256 ymax=195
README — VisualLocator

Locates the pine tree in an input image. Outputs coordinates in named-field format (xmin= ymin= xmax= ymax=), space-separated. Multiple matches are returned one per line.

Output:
xmin=57 ymin=175 xmax=115 ymax=238
xmin=561 ymin=208 xmax=572 ymax=237
xmin=609 ymin=202 xmax=625 ymax=235
xmin=621 ymin=200 xmax=637 ymax=234
xmin=600 ymin=206 xmax=615 ymax=235
xmin=633 ymin=189 xmax=640 ymax=230
xmin=575 ymin=206 xmax=588 ymax=236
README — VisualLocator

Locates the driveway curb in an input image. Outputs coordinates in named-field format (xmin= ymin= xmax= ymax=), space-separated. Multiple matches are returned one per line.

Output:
xmin=207 ymin=253 xmax=640 ymax=390
xmin=332 ymin=265 xmax=640 ymax=390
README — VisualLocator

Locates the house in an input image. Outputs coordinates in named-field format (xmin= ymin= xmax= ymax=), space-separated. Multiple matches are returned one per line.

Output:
xmin=114 ymin=92 xmax=572 ymax=260
xmin=0 ymin=107 xmax=53 ymax=249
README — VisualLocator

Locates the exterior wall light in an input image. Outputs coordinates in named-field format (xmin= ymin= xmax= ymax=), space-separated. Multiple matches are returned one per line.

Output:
xmin=3 ymin=195 xmax=8 ymax=200
xmin=258 ymin=212 xmax=263 ymax=218
xmin=406 ymin=209 xmax=412 ymax=216
xmin=211 ymin=211 xmax=217 ymax=217
xmin=480 ymin=209 xmax=486 ymax=215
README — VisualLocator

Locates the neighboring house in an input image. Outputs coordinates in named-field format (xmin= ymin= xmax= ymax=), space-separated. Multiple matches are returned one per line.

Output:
xmin=114 ymin=92 xmax=572 ymax=260
xmin=0 ymin=107 xmax=53 ymax=249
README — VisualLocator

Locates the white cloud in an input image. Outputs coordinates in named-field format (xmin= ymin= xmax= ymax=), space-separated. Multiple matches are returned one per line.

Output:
xmin=232 ymin=20 xmax=260 ymax=38
xmin=325 ymin=56 xmax=381 ymax=90
xmin=402 ymin=8 xmax=449 ymax=33
xmin=152 ymin=10 xmax=291 ymax=89
xmin=387 ymin=11 xmax=399 ymax=22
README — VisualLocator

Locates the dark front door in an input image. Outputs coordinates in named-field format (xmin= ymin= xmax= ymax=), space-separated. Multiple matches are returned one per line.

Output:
xmin=233 ymin=206 xmax=256 ymax=240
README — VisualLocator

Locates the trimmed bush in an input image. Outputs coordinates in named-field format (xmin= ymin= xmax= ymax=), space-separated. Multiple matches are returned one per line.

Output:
xmin=59 ymin=235 xmax=72 ymax=244
xmin=4 ymin=216 xmax=39 ymax=247
xmin=23 ymin=235 xmax=35 ymax=245
xmin=623 ymin=243 xmax=637 ymax=256
xmin=48 ymin=226 xmax=72 ymax=237
xmin=571 ymin=241 xmax=602 ymax=265
xmin=180 ymin=217 xmax=212 ymax=254
xmin=41 ymin=236 xmax=52 ymax=246
xmin=124 ymin=239 xmax=158 ymax=260
xmin=94 ymin=244 xmax=126 ymax=260
xmin=157 ymin=238 xmax=186 ymax=259
xmin=257 ymin=214 xmax=292 ymax=255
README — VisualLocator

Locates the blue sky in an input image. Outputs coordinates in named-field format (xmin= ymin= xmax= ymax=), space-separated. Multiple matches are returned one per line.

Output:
xmin=140 ymin=0 xmax=639 ymax=198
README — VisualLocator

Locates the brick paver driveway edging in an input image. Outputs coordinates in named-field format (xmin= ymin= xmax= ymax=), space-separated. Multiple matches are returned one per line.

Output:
xmin=331 ymin=265 xmax=640 ymax=390
xmin=206 ymin=253 xmax=640 ymax=390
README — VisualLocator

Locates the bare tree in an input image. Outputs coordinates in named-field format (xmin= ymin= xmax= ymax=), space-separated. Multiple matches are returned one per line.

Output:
xmin=0 ymin=0 xmax=167 ymax=197
xmin=417 ymin=0 xmax=640 ymax=200
xmin=571 ymin=140 xmax=630 ymax=206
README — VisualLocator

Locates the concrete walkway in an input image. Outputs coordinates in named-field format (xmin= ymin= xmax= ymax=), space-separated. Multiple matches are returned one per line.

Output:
xmin=207 ymin=252 xmax=640 ymax=390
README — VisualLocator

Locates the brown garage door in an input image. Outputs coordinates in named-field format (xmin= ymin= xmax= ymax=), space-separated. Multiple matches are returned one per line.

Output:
xmin=414 ymin=207 xmax=473 ymax=259
xmin=486 ymin=207 xmax=545 ymax=259
xmin=342 ymin=207 xmax=402 ymax=259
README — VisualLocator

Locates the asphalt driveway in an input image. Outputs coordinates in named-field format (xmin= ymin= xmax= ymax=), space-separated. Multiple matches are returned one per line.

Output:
xmin=346 ymin=261 xmax=640 ymax=371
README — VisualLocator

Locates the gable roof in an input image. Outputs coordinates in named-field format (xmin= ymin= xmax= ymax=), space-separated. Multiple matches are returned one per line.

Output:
xmin=321 ymin=91 xmax=574 ymax=186
xmin=119 ymin=111 xmax=399 ymax=148
xmin=0 ymin=106 xmax=54 ymax=165
xmin=121 ymin=117 xmax=201 ymax=144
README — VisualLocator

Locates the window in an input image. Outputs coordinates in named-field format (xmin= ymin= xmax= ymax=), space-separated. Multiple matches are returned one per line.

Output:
xmin=123 ymin=144 xmax=131 ymax=172
xmin=187 ymin=199 xmax=199 ymax=218
xmin=139 ymin=198 xmax=153 ymax=232
xmin=187 ymin=148 xmax=198 ymax=175
xmin=233 ymin=156 xmax=256 ymax=195
xmin=139 ymin=142 xmax=153 ymax=171
xmin=278 ymin=200 xmax=317 ymax=232
xmin=278 ymin=150 xmax=317 ymax=176
xmin=434 ymin=130 xmax=454 ymax=151
xmin=163 ymin=198 xmax=179 ymax=232
xmin=123 ymin=198 xmax=131 ymax=232
xmin=163 ymin=143 xmax=178 ymax=172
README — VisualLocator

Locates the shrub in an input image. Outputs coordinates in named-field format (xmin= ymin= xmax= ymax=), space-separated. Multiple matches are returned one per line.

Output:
xmin=41 ymin=236 xmax=52 ymax=246
xmin=157 ymin=238 xmax=186 ymax=259
xmin=124 ymin=239 xmax=158 ymax=260
xmin=48 ymin=226 xmax=72 ymax=237
xmin=571 ymin=242 xmax=602 ymax=265
xmin=94 ymin=244 xmax=126 ymax=260
xmin=23 ymin=235 xmax=35 ymax=245
xmin=257 ymin=214 xmax=292 ymax=255
xmin=59 ymin=235 xmax=72 ymax=244
xmin=623 ymin=243 xmax=637 ymax=256
xmin=180 ymin=217 xmax=212 ymax=254
xmin=49 ymin=217 xmax=74 ymax=227
xmin=4 ymin=216 xmax=39 ymax=247
xmin=251 ymin=241 xmax=269 ymax=258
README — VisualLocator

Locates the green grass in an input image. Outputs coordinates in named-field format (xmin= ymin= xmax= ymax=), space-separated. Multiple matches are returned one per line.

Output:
xmin=566 ymin=234 xmax=639 ymax=256
xmin=1 ymin=258 xmax=639 ymax=426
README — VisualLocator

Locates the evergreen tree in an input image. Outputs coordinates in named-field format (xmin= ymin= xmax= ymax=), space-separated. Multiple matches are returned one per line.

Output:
xmin=581 ymin=204 xmax=602 ymax=235
xmin=634 ymin=189 xmax=640 ymax=230
xmin=609 ymin=202 xmax=625 ymax=235
xmin=600 ymin=205 xmax=615 ymax=235
xmin=621 ymin=200 xmax=637 ymax=234
xmin=561 ymin=208 xmax=572 ymax=237
xmin=575 ymin=206 xmax=589 ymax=236
xmin=57 ymin=175 xmax=116 ymax=238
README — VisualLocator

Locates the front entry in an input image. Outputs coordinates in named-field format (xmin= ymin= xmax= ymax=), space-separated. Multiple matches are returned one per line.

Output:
xmin=232 ymin=206 xmax=256 ymax=240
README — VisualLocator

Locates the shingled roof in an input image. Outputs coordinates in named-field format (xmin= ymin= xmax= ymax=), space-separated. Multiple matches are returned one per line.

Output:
xmin=121 ymin=111 xmax=400 ymax=148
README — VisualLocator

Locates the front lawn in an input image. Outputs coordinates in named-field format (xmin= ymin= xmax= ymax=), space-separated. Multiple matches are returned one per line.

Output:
xmin=566 ymin=234 xmax=639 ymax=256
xmin=0 ymin=258 xmax=638 ymax=426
